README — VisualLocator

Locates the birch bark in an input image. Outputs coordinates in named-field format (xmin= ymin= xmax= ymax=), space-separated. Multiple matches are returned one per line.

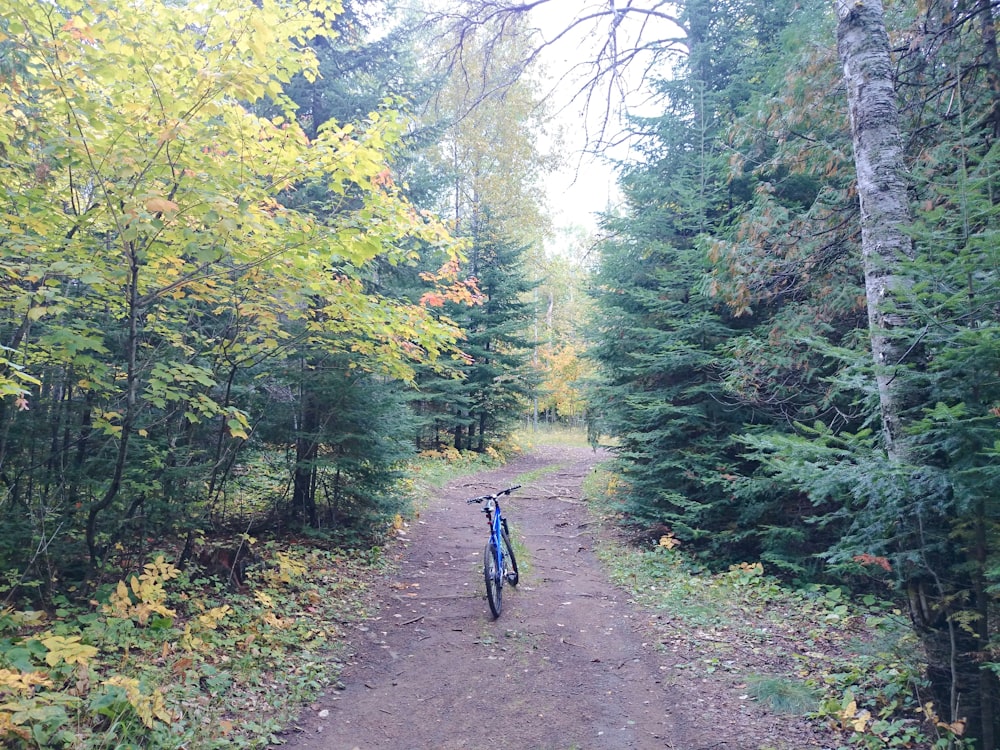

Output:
xmin=835 ymin=0 xmax=916 ymax=461
xmin=836 ymin=5 xmax=998 ymax=745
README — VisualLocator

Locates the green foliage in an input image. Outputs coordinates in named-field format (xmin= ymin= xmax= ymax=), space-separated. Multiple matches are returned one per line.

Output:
xmin=587 ymin=225 xmax=750 ymax=550
xmin=413 ymin=216 xmax=538 ymax=453
xmin=407 ymin=17 xmax=553 ymax=454
xmin=595 ymin=510 xmax=941 ymax=750
xmin=267 ymin=360 xmax=419 ymax=541
xmin=585 ymin=3 xmax=768 ymax=557
xmin=724 ymin=2 xmax=1000 ymax=738
xmin=744 ymin=675 xmax=820 ymax=715
xmin=582 ymin=0 xmax=1000 ymax=737
xmin=0 ymin=0 xmax=469 ymax=594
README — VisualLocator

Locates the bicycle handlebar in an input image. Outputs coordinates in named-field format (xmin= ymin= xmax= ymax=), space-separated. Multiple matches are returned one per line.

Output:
xmin=465 ymin=484 xmax=521 ymax=504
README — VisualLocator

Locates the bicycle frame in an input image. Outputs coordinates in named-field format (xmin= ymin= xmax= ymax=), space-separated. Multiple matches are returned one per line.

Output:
xmin=484 ymin=497 xmax=505 ymax=582
xmin=467 ymin=484 xmax=520 ymax=617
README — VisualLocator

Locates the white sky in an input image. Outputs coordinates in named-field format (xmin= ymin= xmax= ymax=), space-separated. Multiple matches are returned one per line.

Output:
xmin=401 ymin=0 xmax=682 ymax=254
xmin=525 ymin=1 xmax=681 ymax=253
xmin=542 ymin=148 xmax=619 ymax=240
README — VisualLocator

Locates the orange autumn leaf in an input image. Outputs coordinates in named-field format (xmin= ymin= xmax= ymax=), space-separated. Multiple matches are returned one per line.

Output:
xmin=420 ymin=291 xmax=445 ymax=307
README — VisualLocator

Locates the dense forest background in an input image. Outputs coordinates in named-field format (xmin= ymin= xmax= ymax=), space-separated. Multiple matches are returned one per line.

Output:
xmin=0 ymin=0 xmax=997 ymax=746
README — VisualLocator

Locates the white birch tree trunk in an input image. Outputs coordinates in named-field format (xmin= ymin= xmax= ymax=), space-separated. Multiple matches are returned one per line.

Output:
xmin=835 ymin=7 xmax=998 ymax=744
xmin=835 ymin=0 xmax=916 ymax=461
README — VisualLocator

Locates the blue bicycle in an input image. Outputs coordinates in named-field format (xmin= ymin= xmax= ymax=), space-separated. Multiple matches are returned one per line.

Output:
xmin=466 ymin=484 xmax=520 ymax=618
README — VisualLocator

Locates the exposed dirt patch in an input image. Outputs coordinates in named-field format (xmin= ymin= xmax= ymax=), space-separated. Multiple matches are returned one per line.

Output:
xmin=276 ymin=446 xmax=835 ymax=750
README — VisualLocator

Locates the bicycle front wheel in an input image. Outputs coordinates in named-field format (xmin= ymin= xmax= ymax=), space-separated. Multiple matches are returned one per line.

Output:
xmin=502 ymin=529 xmax=519 ymax=586
xmin=484 ymin=541 xmax=502 ymax=618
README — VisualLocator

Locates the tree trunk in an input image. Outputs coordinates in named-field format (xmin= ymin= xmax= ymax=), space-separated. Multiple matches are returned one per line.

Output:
xmin=972 ymin=500 xmax=996 ymax=750
xmin=292 ymin=382 xmax=319 ymax=527
xmin=86 ymin=241 xmax=140 ymax=568
xmin=975 ymin=0 xmax=1000 ymax=138
xmin=292 ymin=441 xmax=318 ymax=528
xmin=837 ymin=3 xmax=993 ymax=745
xmin=836 ymin=0 xmax=917 ymax=462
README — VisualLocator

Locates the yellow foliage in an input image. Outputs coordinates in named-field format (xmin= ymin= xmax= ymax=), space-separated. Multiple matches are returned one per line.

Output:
xmin=102 ymin=676 xmax=172 ymax=728
xmin=40 ymin=635 xmax=98 ymax=667
xmin=0 ymin=609 xmax=46 ymax=627
xmin=0 ymin=711 xmax=30 ymax=741
xmin=261 ymin=611 xmax=295 ymax=630
xmin=920 ymin=701 xmax=967 ymax=737
xmin=604 ymin=473 xmax=623 ymax=497
xmin=441 ymin=447 xmax=463 ymax=462
xmin=941 ymin=719 xmax=966 ymax=736
xmin=273 ymin=552 xmax=307 ymax=580
xmin=102 ymin=555 xmax=179 ymax=626
xmin=0 ymin=668 xmax=52 ymax=694
xmin=534 ymin=342 xmax=594 ymax=419
xmin=179 ymin=624 xmax=205 ymax=653
xmin=852 ymin=709 xmax=871 ymax=732
xmin=254 ymin=591 xmax=275 ymax=609
xmin=658 ymin=534 xmax=679 ymax=549
xmin=839 ymin=697 xmax=871 ymax=732
xmin=196 ymin=605 xmax=231 ymax=630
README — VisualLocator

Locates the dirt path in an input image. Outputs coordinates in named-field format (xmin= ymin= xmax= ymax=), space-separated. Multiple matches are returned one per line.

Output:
xmin=275 ymin=446 xmax=810 ymax=750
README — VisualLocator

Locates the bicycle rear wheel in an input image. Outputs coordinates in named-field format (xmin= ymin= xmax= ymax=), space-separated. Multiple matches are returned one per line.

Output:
xmin=501 ymin=529 xmax=519 ymax=586
xmin=484 ymin=541 xmax=502 ymax=618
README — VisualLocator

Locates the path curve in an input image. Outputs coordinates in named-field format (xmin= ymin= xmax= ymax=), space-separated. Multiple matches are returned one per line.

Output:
xmin=277 ymin=446 xmax=698 ymax=750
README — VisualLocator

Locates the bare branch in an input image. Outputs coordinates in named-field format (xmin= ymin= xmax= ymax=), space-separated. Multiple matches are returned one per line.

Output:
xmin=416 ymin=0 xmax=690 ymax=152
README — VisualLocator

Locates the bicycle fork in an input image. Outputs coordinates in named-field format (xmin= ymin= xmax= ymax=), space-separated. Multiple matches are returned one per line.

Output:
xmin=490 ymin=512 xmax=505 ymax=583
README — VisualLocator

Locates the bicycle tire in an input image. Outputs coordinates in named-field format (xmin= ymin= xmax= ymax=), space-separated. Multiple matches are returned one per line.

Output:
xmin=501 ymin=529 xmax=519 ymax=586
xmin=484 ymin=540 xmax=502 ymax=618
